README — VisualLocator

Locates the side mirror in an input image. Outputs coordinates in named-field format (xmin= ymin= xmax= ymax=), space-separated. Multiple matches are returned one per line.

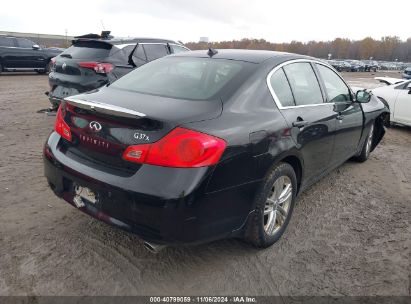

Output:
xmin=32 ymin=44 xmax=40 ymax=50
xmin=355 ymin=90 xmax=371 ymax=103
xmin=407 ymin=83 xmax=411 ymax=94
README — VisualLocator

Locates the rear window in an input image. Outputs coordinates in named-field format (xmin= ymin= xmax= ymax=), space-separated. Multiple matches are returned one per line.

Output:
xmin=0 ymin=37 xmax=15 ymax=47
xmin=111 ymin=57 xmax=245 ymax=100
xmin=61 ymin=41 xmax=112 ymax=59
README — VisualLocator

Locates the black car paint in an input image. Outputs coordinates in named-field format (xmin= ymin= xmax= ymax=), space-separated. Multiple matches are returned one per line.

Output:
xmin=44 ymin=50 xmax=389 ymax=246
xmin=0 ymin=36 xmax=61 ymax=71
xmin=48 ymin=38 xmax=189 ymax=109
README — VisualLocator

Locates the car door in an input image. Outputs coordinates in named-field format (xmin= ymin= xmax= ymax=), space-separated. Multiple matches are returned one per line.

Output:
xmin=269 ymin=61 xmax=336 ymax=184
xmin=0 ymin=37 xmax=18 ymax=68
xmin=15 ymin=38 xmax=45 ymax=68
xmin=315 ymin=63 xmax=363 ymax=164
xmin=393 ymin=81 xmax=411 ymax=125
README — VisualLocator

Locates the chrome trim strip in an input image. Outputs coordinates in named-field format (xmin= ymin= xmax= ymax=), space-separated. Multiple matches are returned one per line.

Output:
xmin=266 ymin=58 xmax=352 ymax=110
xmin=65 ymin=97 xmax=146 ymax=118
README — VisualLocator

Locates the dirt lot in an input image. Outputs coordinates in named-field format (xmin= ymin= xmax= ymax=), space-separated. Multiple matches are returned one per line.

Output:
xmin=0 ymin=71 xmax=410 ymax=296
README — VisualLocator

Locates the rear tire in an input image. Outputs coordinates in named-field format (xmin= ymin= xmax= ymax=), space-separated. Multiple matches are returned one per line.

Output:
xmin=355 ymin=122 xmax=374 ymax=162
xmin=244 ymin=162 xmax=297 ymax=248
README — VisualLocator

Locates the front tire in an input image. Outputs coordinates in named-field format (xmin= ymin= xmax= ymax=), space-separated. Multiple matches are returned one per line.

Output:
xmin=355 ymin=123 xmax=374 ymax=162
xmin=244 ymin=162 xmax=297 ymax=248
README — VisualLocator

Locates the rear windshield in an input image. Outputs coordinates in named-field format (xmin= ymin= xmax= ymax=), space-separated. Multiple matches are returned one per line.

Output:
xmin=111 ymin=57 xmax=246 ymax=100
xmin=61 ymin=41 xmax=112 ymax=59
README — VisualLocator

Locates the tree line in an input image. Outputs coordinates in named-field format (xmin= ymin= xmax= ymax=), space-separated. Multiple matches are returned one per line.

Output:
xmin=185 ymin=36 xmax=411 ymax=62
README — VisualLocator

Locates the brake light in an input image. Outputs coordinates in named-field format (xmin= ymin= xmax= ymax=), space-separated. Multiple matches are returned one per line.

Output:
xmin=78 ymin=62 xmax=114 ymax=74
xmin=122 ymin=128 xmax=226 ymax=168
xmin=54 ymin=102 xmax=72 ymax=141
xmin=50 ymin=57 xmax=56 ymax=70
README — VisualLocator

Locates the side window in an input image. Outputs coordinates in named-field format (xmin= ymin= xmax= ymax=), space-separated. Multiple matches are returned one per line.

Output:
xmin=269 ymin=68 xmax=295 ymax=107
xmin=143 ymin=44 xmax=169 ymax=61
xmin=283 ymin=62 xmax=324 ymax=106
xmin=171 ymin=45 xmax=189 ymax=54
xmin=131 ymin=44 xmax=147 ymax=66
xmin=316 ymin=64 xmax=351 ymax=102
xmin=122 ymin=45 xmax=136 ymax=58
xmin=0 ymin=37 xmax=15 ymax=47
xmin=17 ymin=38 xmax=35 ymax=48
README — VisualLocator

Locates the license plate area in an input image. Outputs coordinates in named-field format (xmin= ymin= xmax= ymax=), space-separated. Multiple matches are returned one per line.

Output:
xmin=52 ymin=86 xmax=79 ymax=99
xmin=73 ymin=184 xmax=98 ymax=208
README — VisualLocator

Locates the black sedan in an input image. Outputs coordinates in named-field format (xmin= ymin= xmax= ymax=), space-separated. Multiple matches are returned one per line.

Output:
xmin=43 ymin=50 xmax=389 ymax=251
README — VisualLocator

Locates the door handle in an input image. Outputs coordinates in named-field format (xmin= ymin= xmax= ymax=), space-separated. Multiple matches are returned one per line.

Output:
xmin=292 ymin=120 xmax=309 ymax=128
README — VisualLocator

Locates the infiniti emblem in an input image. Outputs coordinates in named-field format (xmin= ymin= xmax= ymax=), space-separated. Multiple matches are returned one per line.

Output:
xmin=62 ymin=62 xmax=67 ymax=70
xmin=89 ymin=121 xmax=102 ymax=132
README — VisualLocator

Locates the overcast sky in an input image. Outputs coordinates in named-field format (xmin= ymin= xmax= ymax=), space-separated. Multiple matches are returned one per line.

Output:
xmin=1 ymin=0 xmax=410 ymax=43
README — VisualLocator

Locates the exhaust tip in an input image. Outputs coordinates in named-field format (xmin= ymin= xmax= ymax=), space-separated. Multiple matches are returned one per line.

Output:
xmin=143 ymin=241 xmax=166 ymax=253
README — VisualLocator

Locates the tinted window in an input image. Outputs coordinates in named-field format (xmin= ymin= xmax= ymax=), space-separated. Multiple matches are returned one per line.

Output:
xmin=111 ymin=57 xmax=244 ymax=100
xmin=0 ymin=37 xmax=15 ymax=47
xmin=131 ymin=45 xmax=147 ymax=66
xmin=270 ymin=68 xmax=295 ymax=107
xmin=283 ymin=63 xmax=323 ymax=105
xmin=171 ymin=45 xmax=189 ymax=54
xmin=61 ymin=41 xmax=112 ymax=59
xmin=121 ymin=45 xmax=136 ymax=57
xmin=143 ymin=44 xmax=168 ymax=61
xmin=17 ymin=38 xmax=35 ymax=48
xmin=316 ymin=64 xmax=351 ymax=102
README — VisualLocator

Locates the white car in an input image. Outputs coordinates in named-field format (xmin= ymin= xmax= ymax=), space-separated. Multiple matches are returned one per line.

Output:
xmin=374 ymin=77 xmax=406 ymax=86
xmin=372 ymin=80 xmax=411 ymax=127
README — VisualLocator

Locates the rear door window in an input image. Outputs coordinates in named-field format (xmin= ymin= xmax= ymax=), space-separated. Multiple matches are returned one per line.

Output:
xmin=269 ymin=68 xmax=295 ymax=107
xmin=142 ymin=44 xmax=169 ymax=61
xmin=0 ymin=37 xmax=15 ymax=47
xmin=283 ymin=62 xmax=324 ymax=106
xmin=131 ymin=44 xmax=147 ymax=66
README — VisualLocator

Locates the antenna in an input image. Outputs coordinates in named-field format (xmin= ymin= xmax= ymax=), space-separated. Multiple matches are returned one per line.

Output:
xmin=100 ymin=20 xmax=105 ymax=30
xmin=207 ymin=48 xmax=218 ymax=58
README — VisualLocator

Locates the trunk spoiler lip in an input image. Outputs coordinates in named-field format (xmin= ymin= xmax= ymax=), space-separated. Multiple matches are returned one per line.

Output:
xmin=65 ymin=97 xmax=146 ymax=118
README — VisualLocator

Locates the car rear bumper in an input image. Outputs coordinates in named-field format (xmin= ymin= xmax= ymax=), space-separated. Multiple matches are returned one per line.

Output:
xmin=43 ymin=132 xmax=258 ymax=245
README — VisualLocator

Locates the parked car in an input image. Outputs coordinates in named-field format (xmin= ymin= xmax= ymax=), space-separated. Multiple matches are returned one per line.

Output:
xmin=372 ymin=80 xmax=411 ymax=126
xmin=0 ymin=36 xmax=62 ymax=74
xmin=374 ymin=76 xmax=406 ymax=85
xmin=402 ymin=67 xmax=411 ymax=79
xmin=363 ymin=60 xmax=379 ymax=72
xmin=43 ymin=50 xmax=389 ymax=251
xmin=47 ymin=33 xmax=190 ymax=109
xmin=346 ymin=60 xmax=365 ymax=72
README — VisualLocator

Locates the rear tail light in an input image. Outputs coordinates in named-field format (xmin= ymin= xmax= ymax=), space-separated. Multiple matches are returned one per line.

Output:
xmin=50 ymin=57 xmax=56 ymax=70
xmin=54 ymin=102 xmax=72 ymax=141
xmin=78 ymin=62 xmax=114 ymax=74
xmin=123 ymin=127 xmax=226 ymax=168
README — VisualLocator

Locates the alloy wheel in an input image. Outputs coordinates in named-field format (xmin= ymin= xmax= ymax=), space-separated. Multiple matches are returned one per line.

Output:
xmin=264 ymin=175 xmax=292 ymax=236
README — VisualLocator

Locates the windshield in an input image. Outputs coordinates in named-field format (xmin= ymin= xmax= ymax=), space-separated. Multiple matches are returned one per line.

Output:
xmin=111 ymin=57 xmax=245 ymax=100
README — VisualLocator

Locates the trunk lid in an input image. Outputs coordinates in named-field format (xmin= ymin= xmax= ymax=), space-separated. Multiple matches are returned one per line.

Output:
xmin=60 ymin=87 xmax=222 ymax=175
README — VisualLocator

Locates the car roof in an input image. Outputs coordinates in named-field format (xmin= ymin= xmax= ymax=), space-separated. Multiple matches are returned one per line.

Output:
xmin=73 ymin=37 xmax=182 ymax=46
xmin=170 ymin=49 xmax=311 ymax=64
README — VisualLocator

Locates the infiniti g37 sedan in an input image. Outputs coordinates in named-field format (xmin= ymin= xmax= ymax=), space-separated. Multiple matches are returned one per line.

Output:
xmin=43 ymin=50 xmax=389 ymax=250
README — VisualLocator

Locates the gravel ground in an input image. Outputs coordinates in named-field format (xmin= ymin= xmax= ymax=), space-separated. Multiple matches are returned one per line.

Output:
xmin=0 ymin=71 xmax=410 ymax=296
